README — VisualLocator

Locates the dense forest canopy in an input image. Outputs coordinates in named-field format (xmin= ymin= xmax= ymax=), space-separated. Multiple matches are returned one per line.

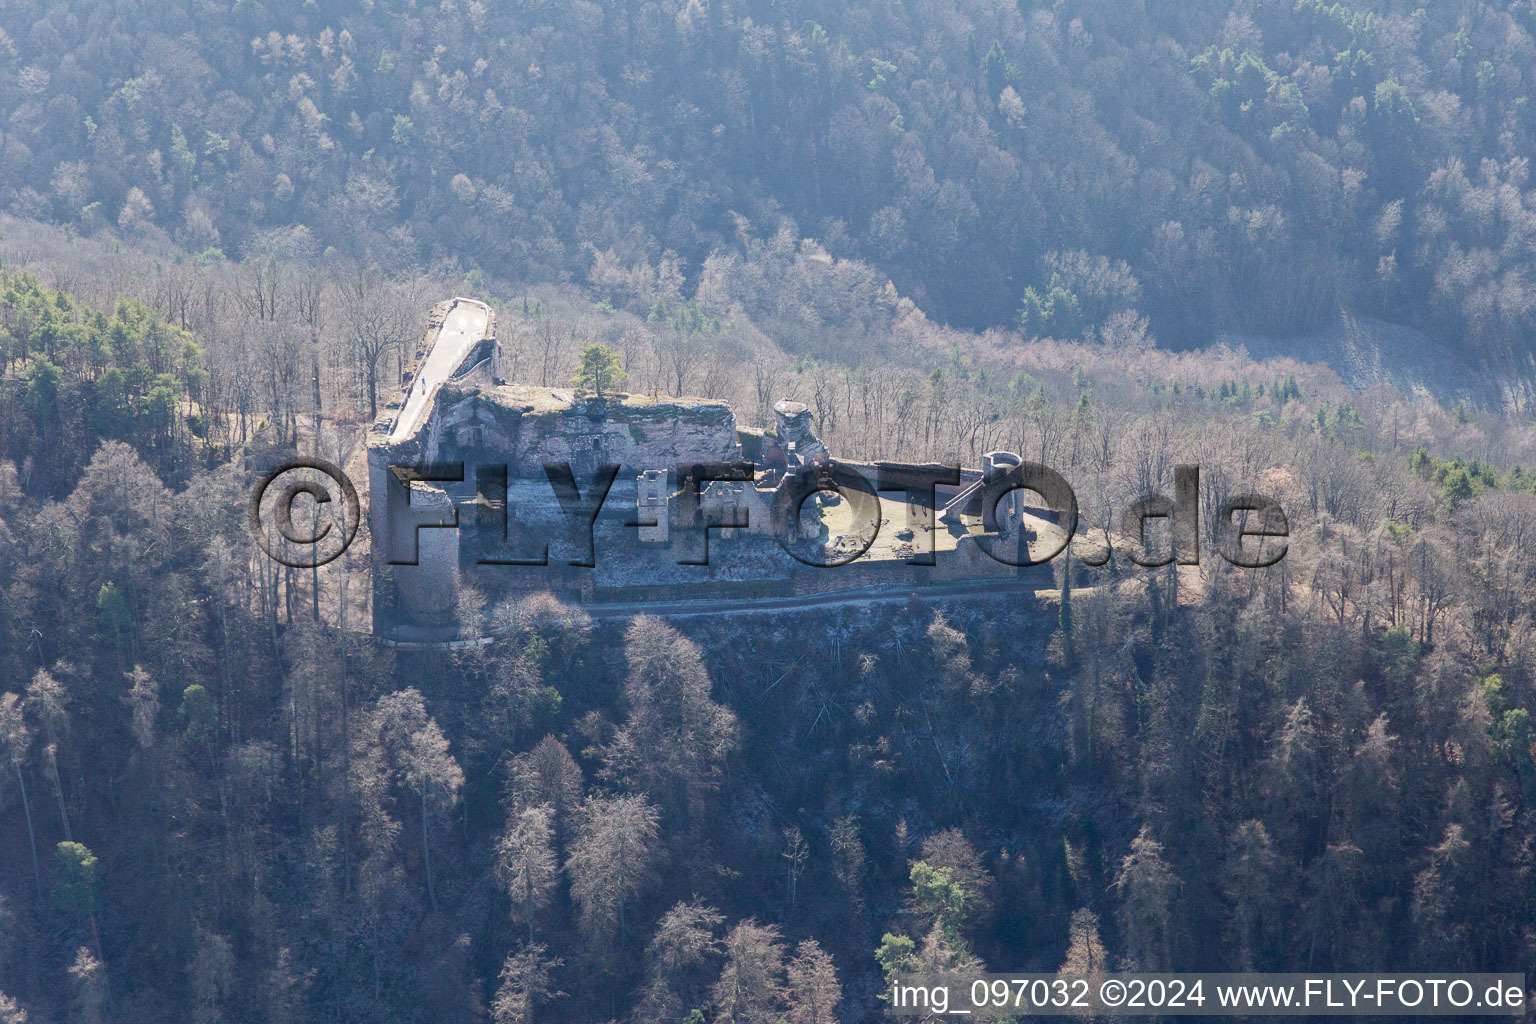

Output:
xmin=1 ymin=217 xmax=1535 ymax=1022
xmin=5 ymin=0 xmax=1536 ymax=365
xmin=2 ymin=1 xmax=1536 ymax=1023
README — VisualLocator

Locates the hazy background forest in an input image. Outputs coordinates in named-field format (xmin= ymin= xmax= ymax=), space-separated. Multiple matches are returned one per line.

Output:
xmin=3 ymin=0 xmax=1536 ymax=1022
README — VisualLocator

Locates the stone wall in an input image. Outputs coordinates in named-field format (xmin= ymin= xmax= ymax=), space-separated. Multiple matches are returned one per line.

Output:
xmin=363 ymin=333 xmax=1054 ymax=639
xmin=424 ymin=387 xmax=741 ymax=479
xmin=367 ymin=456 xmax=462 ymax=641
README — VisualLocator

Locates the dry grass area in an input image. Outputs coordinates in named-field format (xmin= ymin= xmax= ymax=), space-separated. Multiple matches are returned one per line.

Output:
xmin=485 ymin=383 xmax=732 ymax=414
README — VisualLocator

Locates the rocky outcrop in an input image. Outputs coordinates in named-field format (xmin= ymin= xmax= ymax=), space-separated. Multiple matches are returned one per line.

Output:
xmin=426 ymin=386 xmax=741 ymax=478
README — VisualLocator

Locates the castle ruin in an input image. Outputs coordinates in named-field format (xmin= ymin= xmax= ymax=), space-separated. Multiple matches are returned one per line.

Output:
xmin=367 ymin=298 xmax=1055 ymax=641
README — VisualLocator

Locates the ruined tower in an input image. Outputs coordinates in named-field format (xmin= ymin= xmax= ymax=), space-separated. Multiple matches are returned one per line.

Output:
xmin=367 ymin=297 xmax=498 ymax=641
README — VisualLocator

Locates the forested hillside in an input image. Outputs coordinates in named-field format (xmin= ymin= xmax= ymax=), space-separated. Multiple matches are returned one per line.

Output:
xmin=1 ymin=227 xmax=1535 ymax=1021
xmin=6 ymin=0 xmax=1536 ymax=372
xmin=4 ymin=0 xmax=1536 ymax=1021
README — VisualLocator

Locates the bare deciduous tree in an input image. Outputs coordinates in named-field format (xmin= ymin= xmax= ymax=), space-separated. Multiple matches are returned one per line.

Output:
xmin=0 ymin=693 xmax=42 ymax=901
xmin=713 ymin=920 xmax=788 ymax=1024
xmin=491 ymin=943 xmax=563 ymax=1024
xmin=565 ymin=793 xmax=659 ymax=943
xmin=607 ymin=616 xmax=736 ymax=818
xmin=337 ymin=269 xmax=421 ymax=420
xmin=68 ymin=947 xmax=106 ymax=1024
xmin=27 ymin=668 xmax=71 ymax=841
xmin=497 ymin=803 xmax=557 ymax=943
xmin=785 ymin=939 xmax=840 ymax=1024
